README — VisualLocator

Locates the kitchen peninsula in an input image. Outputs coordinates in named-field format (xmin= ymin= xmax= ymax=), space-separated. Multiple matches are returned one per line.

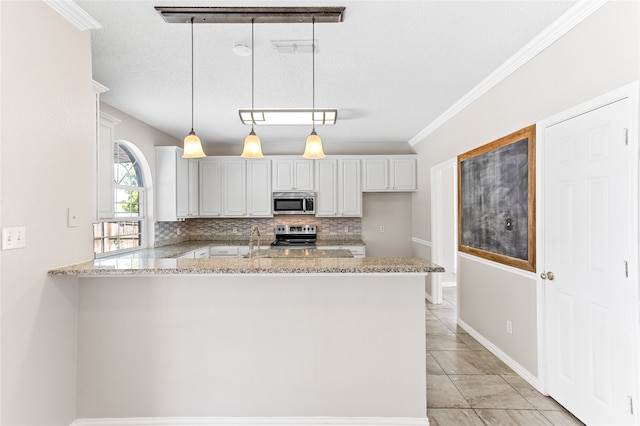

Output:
xmin=50 ymin=251 xmax=442 ymax=424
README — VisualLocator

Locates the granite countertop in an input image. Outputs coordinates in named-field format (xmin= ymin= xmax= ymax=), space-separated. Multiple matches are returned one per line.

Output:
xmin=48 ymin=256 xmax=444 ymax=276
xmin=48 ymin=239 xmax=444 ymax=276
xmin=148 ymin=239 xmax=366 ymax=259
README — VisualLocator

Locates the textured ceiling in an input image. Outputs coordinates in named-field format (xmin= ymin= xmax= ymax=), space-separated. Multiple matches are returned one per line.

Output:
xmin=77 ymin=0 xmax=576 ymax=147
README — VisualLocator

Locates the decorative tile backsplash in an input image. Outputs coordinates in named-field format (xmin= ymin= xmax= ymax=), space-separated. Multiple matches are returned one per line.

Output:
xmin=155 ymin=217 xmax=362 ymax=247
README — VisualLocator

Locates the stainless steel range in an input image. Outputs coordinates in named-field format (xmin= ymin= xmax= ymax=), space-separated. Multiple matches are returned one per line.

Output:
xmin=271 ymin=225 xmax=317 ymax=249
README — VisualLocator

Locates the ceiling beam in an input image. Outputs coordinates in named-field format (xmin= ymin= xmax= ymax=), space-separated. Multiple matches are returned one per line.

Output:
xmin=155 ymin=7 xmax=345 ymax=24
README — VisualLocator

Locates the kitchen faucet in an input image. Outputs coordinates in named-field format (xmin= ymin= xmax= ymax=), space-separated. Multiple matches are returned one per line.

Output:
xmin=248 ymin=225 xmax=261 ymax=259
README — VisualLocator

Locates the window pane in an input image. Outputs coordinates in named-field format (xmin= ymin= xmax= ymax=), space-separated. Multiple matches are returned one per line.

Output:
xmin=114 ymin=188 xmax=142 ymax=217
xmin=93 ymin=220 xmax=142 ymax=255
xmin=113 ymin=143 xmax=143 ymax=187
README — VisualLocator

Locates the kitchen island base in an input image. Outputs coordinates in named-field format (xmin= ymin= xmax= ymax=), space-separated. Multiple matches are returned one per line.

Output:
xmin=75 ymin=273 xmax=428 ymax=423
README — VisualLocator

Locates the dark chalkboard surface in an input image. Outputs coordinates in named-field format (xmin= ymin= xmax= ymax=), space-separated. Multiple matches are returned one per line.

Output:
xmin=458 ymin=125 xmax=536 ymax=272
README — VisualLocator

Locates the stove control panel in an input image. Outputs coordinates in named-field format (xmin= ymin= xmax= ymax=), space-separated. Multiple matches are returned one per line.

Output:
xmin=275 ymin=225 xmax=316 ymax=235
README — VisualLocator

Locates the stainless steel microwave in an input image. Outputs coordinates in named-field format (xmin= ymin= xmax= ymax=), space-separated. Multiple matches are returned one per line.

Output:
xmin=272 ymin=192 xmax=315 ymax=215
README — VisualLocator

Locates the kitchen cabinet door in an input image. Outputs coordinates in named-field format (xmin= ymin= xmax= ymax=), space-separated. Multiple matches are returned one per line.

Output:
xmin=362 ymin=156 xmax=417 ymax=192
xmin=247 ymin=159 xmax=272 ymax=217
xmin=97 ymin=112 xmax=120 ymax=219
xmin=222 ymin=159 xmax=247 ymax=216
xmin=155 ymin=146 xmax=189 ymax=221
xmin=188 ymin=159 xmax=199 ymax=217
xmin=339 ymin=159 xmax=362 ymax=216
xmin=199 ymin=158 xmax=222 ymax=216
xmin=272 ymin=158 xmax=314 ymax=191
xmin=315 ymin=159 xmax=338 ymax=216
xmin=390 ymin=157 xmax=417 ymax=191
xmin=362 ymin=158 xmax=388 ymax=191
xmin=316 ymin=158 xmax=361 ymax=217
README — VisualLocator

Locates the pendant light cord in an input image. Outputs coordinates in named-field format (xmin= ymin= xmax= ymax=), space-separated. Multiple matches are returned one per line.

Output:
xmin=251 ymin=18 xmax=255 ymax=133
xmin=312 ymin=17 xmax=316 ymax=133
xmin=190 ymin=17 xmax=195 ymax=132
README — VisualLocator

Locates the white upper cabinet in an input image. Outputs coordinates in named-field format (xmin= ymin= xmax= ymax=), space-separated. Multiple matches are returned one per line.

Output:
xmin=247 ymin=159 xmax=272 ymax=217
xmin=199 ymin=158 xmax=222 ymax=217
xmin=315 ymin=159 xmax=338 ymax=216
xmin=97 ymin=112 xmax=120 ymax=220
xmin=315 ymin=158 xmax=362 ymax=217
xmin=188 ymin=159 xmax=199 ymax=217
xmin=222 ymin=159 xmax=247 ymax=217
xmin=272 ymin=158 xmax=314 ymax=191
xmin=155 ymin=146 xmax=190 ymax=221
xmin=362 ymin=155 xmax=417 ymax=192
xmin=339 ymin=159 xmax=362 ymax=216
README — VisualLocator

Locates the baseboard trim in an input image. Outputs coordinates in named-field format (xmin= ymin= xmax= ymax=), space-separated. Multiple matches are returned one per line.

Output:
xmin=425 ymin=291 xmax=435 ymax=304
xmin=457 ymin=319 xmax=544 ymax=393
xmin=411 ymin=237 xmax=431 ymax=247
xmin=71 ymin=417 xmax=429 ymax=426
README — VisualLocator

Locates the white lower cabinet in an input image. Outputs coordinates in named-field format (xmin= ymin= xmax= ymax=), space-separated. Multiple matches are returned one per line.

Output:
xmin=210 ymin=245 xmax=269 ymax=258
xmin=209 ymin=246 xmax=240 ymax=258
xmin=316 ymin=158 xmax=362 ymax=217
xmin=177 ymin=247 xmax=210 ymax=259
xmin=321 ymin=245 xmax=366 ymax=258
xmin=194 ymin=247 xmax=209 ymax=259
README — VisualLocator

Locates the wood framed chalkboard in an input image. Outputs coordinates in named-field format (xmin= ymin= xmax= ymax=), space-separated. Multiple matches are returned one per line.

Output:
xmin=458 ymin=125 xmax=536 ymax=272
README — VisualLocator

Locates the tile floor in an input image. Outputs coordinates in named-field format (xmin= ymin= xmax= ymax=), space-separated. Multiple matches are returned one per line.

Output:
xmin=426 ymin=287 xmax=585 ymax=426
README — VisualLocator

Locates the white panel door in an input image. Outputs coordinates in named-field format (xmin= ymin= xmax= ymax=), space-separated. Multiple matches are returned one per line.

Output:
xmin=544 ymin=97 xmax=636 ymax=425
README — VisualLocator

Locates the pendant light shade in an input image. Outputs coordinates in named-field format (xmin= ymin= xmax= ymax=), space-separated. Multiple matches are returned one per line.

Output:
xmin=303 ymin=18 xmax=325 ymax=159
xmin=183 ymin=18 xmax=206 ymax=159
xmin=241 ymin=19 xmax=264 ymax=158
xmin=184 ymin=129 xmax=205 ymax=158
xmin=303 ymin=130 xmax=325 ymax=159
xmin=241 ymin=130 xmax=263 ymax=158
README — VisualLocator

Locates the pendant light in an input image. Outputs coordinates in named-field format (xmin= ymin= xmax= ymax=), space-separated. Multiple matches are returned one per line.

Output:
xmin=241 ymin=18 xmax=264 ymax=158
xmin=182 ymin=17 xmax=206 ymax=159
xmin=303 ymin=17 xmax=325 ymax=159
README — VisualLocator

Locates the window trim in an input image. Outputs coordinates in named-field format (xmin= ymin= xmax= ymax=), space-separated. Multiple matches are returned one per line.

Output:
xmin=94 ymin=140 xmax=152 ymax=258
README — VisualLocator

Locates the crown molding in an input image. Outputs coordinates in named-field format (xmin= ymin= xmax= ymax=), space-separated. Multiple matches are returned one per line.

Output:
xmin=43 ymin=0 xmax=102 ymax=31
xmin=409 ymin=0 xmax=609 ymax=146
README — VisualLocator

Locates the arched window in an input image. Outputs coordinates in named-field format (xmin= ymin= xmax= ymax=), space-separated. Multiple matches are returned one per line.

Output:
xmin=93 ymin=141 xmax=148 ymax=256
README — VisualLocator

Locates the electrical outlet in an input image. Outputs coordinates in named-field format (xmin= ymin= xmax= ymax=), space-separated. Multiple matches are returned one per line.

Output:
xmin=379 ymin=225 xmax=385 ymax=233
xmin=233 ymin=227 xmax=238 ymax=233
xmin=506 ymin=320 xmax=513 ymax=335
xmin=2 ymin=227 xmax=26 ymax=250
xmin=344 ymin=225 xmax=349 ymax=233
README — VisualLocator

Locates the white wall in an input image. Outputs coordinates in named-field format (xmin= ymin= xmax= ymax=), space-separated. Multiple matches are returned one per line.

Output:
xmin=362 ymin=192 xmax=413 ymax=257
xmin=411 ymin=1 xmax=639 ymax=380
xmin=1 ymin=1 xmax=95 ymax=424
xmin=76 ymin=274 xmax=426 ymax=419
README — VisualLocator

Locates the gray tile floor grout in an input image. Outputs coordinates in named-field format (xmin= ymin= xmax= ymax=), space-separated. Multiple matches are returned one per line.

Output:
xmin=426 ymin=287 xmax=586 ymax=426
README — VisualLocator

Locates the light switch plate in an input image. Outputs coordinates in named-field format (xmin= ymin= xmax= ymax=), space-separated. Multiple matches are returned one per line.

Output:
xmin=2 ymin=227 xmax=26 ymax=250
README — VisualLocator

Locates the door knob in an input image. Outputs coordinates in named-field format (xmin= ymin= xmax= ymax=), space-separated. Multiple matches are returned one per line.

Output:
xmin=540 ymin=271 xmax=555 ymax=280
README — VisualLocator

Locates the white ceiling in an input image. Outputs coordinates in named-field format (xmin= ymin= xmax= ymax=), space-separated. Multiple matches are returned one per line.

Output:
xmin=77 ymin=0 xmax=576 ymax=147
